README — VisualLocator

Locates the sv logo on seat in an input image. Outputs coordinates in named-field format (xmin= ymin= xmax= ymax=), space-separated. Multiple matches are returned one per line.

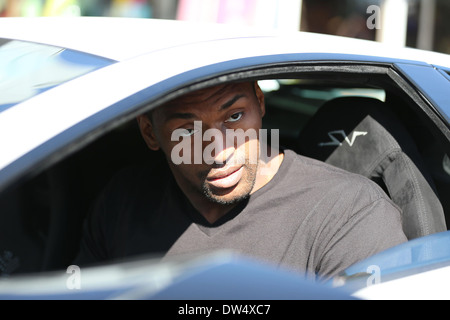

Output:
xmin=318 ymin=130 xmax=368 ymax=147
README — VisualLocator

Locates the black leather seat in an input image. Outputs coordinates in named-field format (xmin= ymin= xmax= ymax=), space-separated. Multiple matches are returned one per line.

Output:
xmin=297 ymin=97 xmax=447 ymax=240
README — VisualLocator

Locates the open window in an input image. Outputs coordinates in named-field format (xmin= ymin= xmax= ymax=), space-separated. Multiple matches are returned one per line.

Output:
xmin=1 ymin=62 xmax=449 ymax=278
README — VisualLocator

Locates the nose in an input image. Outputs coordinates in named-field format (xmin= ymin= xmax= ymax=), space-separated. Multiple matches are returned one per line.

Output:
xmin=202 ymin=127 xmax=236 ymax=166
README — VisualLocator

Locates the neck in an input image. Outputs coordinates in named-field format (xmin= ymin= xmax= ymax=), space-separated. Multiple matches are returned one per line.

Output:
xmin=251 ymin=147 xmax=284 ymax=195
xmin=194 ymin=201 xmax=240 ymax=225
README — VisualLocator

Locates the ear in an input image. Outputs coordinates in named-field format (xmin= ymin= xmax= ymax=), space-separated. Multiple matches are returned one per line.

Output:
xmin=136 ymin=114 xmax=160 ymax=151
xmin=254 ymin=82 xmax=266 ymax=117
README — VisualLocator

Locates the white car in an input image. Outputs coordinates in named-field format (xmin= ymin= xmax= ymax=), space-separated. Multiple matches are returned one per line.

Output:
xmin=0 ymin=17 xmax=450 ymax=300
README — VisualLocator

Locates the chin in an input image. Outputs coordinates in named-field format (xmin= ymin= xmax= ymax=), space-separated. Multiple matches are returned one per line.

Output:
xmin=206 ymin=193 xmax=250 ymax=206
xmin=203 ymin=184 xmax=252 ymax=206
xmin=201 ymin=163 xmax=258 ymax=206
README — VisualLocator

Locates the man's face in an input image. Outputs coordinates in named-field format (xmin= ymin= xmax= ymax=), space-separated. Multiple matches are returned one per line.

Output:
xmin=140 ymin=82 xmax=266 ymax=206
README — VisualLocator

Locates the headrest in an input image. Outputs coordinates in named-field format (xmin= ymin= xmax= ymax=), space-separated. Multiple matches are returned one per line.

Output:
xmin=298 ymin=97 xmax=418 ymax=177
xmin=297 ymin=97 xmax=446 ymax=239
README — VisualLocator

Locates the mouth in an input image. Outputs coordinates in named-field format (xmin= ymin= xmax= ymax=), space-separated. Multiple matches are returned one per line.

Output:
xmin=206 ymin=166 xmax=244 ymax=189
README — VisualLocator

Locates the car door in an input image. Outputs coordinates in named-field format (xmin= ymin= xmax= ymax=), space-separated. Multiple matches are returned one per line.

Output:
xmin=1 ymin=40 xmax=450 ymax=278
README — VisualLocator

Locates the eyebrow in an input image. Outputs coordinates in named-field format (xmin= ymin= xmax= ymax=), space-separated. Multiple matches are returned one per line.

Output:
xmin=166 ymin=112 xmax=196 ymax=121
xmin=219 ymin=94 xmax=246 ymax=111
xmin=165 ymin=94 xmax=247 ymax=122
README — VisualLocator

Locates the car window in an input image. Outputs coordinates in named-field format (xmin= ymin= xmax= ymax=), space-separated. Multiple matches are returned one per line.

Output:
xmin=0 ymin=39 xmax=114 ymax=113
xmin=259 ymin=79 xmax=386 ymax=146
xmin=1 ymin=69 xmax=449 ymax=284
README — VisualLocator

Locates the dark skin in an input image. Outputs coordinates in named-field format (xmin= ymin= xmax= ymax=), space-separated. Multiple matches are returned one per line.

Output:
xmin=137 ymin=82 xmax=284 ymax=224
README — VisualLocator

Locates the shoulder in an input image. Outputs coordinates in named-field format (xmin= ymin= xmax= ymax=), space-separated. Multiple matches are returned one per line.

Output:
xmin=287 ymin=149 xmax=379 ymax=186
xmin=284 ymin=149 xmax=396 ymax=207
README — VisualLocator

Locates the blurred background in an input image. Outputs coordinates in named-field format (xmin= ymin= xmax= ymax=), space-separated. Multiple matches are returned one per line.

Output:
xmin=0 ymin=0 xmax=449 ymax=54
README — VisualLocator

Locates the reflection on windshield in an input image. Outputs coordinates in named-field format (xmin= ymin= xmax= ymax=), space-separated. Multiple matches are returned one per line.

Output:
xmin=444 ymin=154 xmax=450 ymax=176
xmin=0 ymin=39 xmax=114 ymax=113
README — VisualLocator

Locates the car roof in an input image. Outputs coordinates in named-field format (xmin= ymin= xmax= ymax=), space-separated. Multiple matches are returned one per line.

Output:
xmin=0 ymin=17 xmax=275 ymax=61
xmin=0 ymin=16 xmax=449 ymax=68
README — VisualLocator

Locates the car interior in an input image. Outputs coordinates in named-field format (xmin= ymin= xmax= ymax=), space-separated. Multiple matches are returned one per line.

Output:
xmin=1 ymin=72 xmax=450 ymax=278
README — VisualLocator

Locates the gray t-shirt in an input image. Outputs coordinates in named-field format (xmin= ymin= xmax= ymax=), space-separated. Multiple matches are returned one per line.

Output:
xmin=75 ymin=149 xmax=407 ymax=281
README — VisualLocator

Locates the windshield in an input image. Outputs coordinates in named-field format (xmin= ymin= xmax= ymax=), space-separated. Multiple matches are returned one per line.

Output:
xmin=0 ymin=38 xmax=114 ymax=113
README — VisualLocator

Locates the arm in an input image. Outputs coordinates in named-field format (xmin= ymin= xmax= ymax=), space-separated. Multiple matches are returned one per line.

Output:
xmin=316 ymin=196 xmax=407 ymax=282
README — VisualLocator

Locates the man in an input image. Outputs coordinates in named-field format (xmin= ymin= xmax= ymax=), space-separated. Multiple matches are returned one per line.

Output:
xmin=75 ymin=81 xmax=407 ymax=281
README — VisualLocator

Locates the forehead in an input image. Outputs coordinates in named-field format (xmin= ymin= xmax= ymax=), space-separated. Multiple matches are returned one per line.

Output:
xmin=161 ymin=82 xmax=254 ymax=113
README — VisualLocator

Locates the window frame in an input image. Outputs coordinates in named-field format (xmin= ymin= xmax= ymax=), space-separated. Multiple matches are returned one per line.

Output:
xmin=1 ymin=60 xmax=449 ymax=195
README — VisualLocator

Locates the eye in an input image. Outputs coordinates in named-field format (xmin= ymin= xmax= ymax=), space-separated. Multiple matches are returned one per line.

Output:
xmin=226 ymin=112 xmax=243 ymax=123
xmin=173 ymin=128 xmax=198 ymax=139
xmin=181 ymin=128 xmax=198 ymax=137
